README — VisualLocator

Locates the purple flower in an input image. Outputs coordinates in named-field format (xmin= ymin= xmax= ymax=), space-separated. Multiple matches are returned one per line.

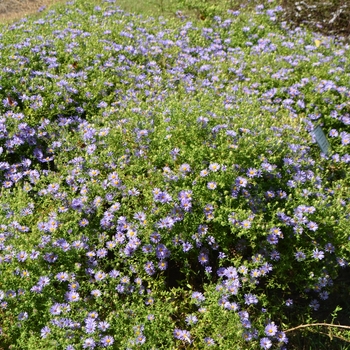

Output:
xmin=236 ymin=176 xmax=248 ymax=187
xmin=276 ymin=331 xmax=288 ymax=343
xmin=243 ymin=332 xmax=253 ymax=341
xmin=30 ymin=250 xmax=40 ymax=259
xmin=312 ymin=249 xmax=324 ymax=260
xmin=50 ymin=303 xmax=61 ymax=315
xmin=85 ymin=317 xmax=96 ymax=334
xmin=142 ymin=244 xmax=153 ymax=254
xmin=218 ymin=252 xmax=226 ymax=259
xmin=41 ymin=326 xmax=50 ymax=338
xmin=265 ymin=191 xmax=275 ymax=199
xmin=18 ymin=311 xmax=28 ymax=321
xmin=340 ymin=131 xmax=350 ymax=145
xmin=116 ymin=284 xmax=125 ymax=293
xmin=96 ymin=248 xmax=107 ymax=258
xmin=38 ymin=276 xmax=50 ymax=287
xmin=224 ymin=266 xmax=238 ymax=279
xmin=154 ymin=190 xmax=172 ymax=204
xmin=264 ymin=322 xmax=278 ymax=336
xmin=179 ymin=163 xmax=191 ymax=173
xmin=295 ymin=251 xmax=306 ymax=261
xmin=200 ymin=169 xmax=209 ymax=177
xmin=145 ymin=296 xmax=154 ymax=305
xmin=182 ymin=242 xmax=193 ymax=252
xmin=115 ymin=273 xmax=128 ymax=284
xmin=309 ymin=299 xmax=320 ymax=311
xmin=285 ymin=299 xmax=293 ymax=306
xmin=128 ymin=188 xmax=140 ymax=196
xmin=329 ymin=129 xmax=338 ymax=137
xmin=241 ymin=220 xmax=251 ymax=229
xmin=17 ymin=251 xmax=28 ymax=262
xmin=209 ymin=163 xmax=220 ymax=172
xmin=277 ymin=190 xmax=287 ymax=199
xmin=79 ymin=218 xmax=89 ymax=227
xmin=149 ymin=232 xmax=160 ymax=243
xmin=30 ymin=285 xmax=43 ymax=294
xmin=244 ymin=293 xmax=258 ymax=305
xmin=207 ymin=182 xmax=217 ymax=190
xmin=241 ymin=318 xmax=252 ymax=328
xmin=204 ymin=204 xmax=214 ymax=214
xmin=191 ymin=291 xmax=205 ymax=304
xmin=180 ymin=198 xmax=192 ymax=212
xmin=134 ymin=211 xmax=146 ymax=223
xmin=266 ymin=234 xmax=278 ymax=245
xmin=158 ymin=260 xmax=168 ymax=270
xmin=336 ymin=257 xmax=348 ymax=267
xmin=260 ymin=337 xmax=272 ymax=349
xmin=68 ymin=282 xmax=79 ymax=291
xmin=205 ymin=266 xmax=212 ymax=274
xmin=94 ymin=271 xmax=107 ymax=281
xmin=307 ymin=221 xmax=318 ymax=231
xmin=157 ymin=216 xmax=175 ymax=230
xmin=246 ymin=168 xmax=259 ymax=178
xmin=224 ymin=301 xmax=239 ymax=311
xmin=197 ymin=116 xmax=209 ymax=126
xmin=56 ymin=272 xmax=69 ymax=282
xmin=324 ymin=243 xmax=335 ymax=253
xmin=198 ymin=251 xmax=209 ymax=265
xmin=98 ymin=321 xmax=110 ymax=331
xmin=101 ymin=335 xmax=114 ymax=347
xmin=170 ymin=148 xmax=180 ymax=160
xmin=71 ymin=198 xmax=84 ymax=211
xmin=65 ymin=291 xmax=80 ymax=302
xmin=319 ymin=291 xmax=329 ymax=300
xmin=173 ymin=329 xmax=191 ymax=343
xmin=91 ymin=290 xmax=101 ymax=297
xmin=185 ymin=314 xmax=198 ymax=325
xmin=155 ymin=244 xmax=170 ymax=259
xmin=83 ymin=338 xmax=96 ymax=349
xmin=147 ymin=314 xmax=155 ymax=321
xmin=144 ymin=261 xmax=156 ymax=276
xmin=204 ymin=337 xmax=215 ymax=345
xmin=109 ymin=270 xmax=120 ymax=278
xmin=250 ymin=269 xmax=261 ymax=278
xmin=135 ymin=335 xmax=146 ymax=344
xmin=270 ymin=250 xmax=280 ymax=261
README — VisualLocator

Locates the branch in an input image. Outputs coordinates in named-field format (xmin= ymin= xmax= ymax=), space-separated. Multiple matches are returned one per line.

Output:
xmin=314 ymin=330 xmax=350 ymax=344
xmin=285 ymin=323 xmax=350 ymax=333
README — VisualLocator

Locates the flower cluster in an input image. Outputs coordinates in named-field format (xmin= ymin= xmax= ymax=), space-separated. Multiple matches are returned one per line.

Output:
xmin=0 ymin=0 xmax=349 ymax=349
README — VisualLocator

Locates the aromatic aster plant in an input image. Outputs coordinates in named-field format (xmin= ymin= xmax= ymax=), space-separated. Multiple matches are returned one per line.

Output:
xmin=0 ymin=0 xmax=349 ymax=349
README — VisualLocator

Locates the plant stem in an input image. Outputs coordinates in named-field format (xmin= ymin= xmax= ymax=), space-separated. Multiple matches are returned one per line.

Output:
xmin=285 ymin=323 xmax=350 ymax=333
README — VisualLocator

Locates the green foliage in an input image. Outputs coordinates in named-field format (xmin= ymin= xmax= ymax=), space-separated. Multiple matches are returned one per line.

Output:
xmin=0 ymin=0 xmax=349 ymax=349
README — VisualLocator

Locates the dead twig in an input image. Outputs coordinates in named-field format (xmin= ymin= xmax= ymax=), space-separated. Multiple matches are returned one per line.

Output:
xmin=285 ymin=322 xmax=350 ymax=333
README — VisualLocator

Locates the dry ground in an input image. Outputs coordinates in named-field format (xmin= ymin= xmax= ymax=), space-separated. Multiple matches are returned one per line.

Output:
xmin=0 ymin=0 xmax=66 ymax=24
xmin=1 ymin=0 xmax=349 ymax=40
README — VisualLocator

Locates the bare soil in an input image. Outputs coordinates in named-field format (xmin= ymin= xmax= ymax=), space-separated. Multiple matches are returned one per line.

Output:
xmin=1 ymin=0 xmax=349 ymax=41
xmin=0 ymin=0 xmax=65 ymax=24
xmin=279 ymin=0 xmax=350 ymax=40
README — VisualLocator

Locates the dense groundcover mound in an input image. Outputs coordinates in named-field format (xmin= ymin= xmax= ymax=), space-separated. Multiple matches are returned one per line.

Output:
xmin=0 ymin=0 xmax=349 ymax=349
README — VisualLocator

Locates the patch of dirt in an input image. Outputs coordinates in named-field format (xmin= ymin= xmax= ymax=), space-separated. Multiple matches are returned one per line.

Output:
xmin=2 ymin=0 xmax=350 ymax=43
xmin=277 ymin=0 xmax=350 ymax=40
xmin=0 ymin=0 xmax=66 ymax=24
